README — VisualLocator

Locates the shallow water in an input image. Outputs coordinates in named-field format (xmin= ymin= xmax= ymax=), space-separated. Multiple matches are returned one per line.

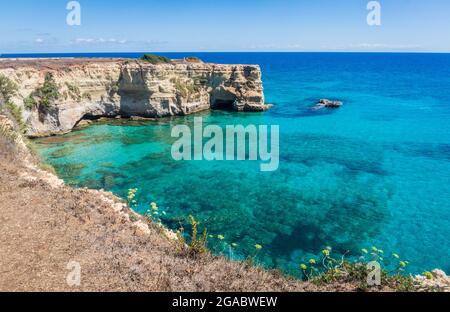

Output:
xmin=34 ymin=53 xmax=450 ymax=275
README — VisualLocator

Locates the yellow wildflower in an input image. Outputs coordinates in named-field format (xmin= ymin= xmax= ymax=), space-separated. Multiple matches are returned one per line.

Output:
xmin=309 ymin=259 xmax=316 ymax=265
xmin=322 ymin=249 xmax=330 ymax=257
xmin=300 ymin=264 xmax=307 ymax=270
xmin=424 ymin=272 xmax=433 ymax=280
xmin=231 ymin=243 xmax=238 ymax=248
xmin=361 ymin=248 xmax=368 ymax=254
xmin=218 ymin=235 xmax=224 ymax=240
xmin=255 ymin=244 xmax=263 ymax=250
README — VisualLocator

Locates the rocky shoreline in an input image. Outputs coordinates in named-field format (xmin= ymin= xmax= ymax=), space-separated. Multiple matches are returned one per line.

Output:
xmin=1 ymin=110 xmax=449 ymax=292
xmin=1 ymin=58 xmax=449 ymax=292
xmin=0 ymin=58 xmax=268 ymax=137
xmin=0 ymin=113 xmax=313 ymax=291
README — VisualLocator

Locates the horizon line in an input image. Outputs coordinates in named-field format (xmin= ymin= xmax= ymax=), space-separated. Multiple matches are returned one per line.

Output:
xmin=1 ymin=51 xmax=450 ymax=56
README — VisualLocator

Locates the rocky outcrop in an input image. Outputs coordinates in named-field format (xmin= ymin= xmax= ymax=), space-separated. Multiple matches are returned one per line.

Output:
xmin=0 ymin=58 xmax=267 ymax=137
xmin=415 ymin=269 xmax=450 ymax=291
xmin=312 ymin=99 xmax=343 ymax=110
xmin=319 ymin=99 xmax=343 ymax=108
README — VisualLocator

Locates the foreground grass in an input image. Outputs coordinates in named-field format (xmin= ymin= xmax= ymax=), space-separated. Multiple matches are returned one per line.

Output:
xmin=130 ymin=189 xmax=443 ymax=292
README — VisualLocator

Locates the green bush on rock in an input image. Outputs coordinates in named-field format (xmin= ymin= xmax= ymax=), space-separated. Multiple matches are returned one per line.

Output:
xmin=0 ymin=75 xmax=25 ymax=133
xmin=185 ymin=56 xmax=202 ymax=63
xmin=0 ymin=74 xmax=18 ymax=102
xmin=24 ymin=72 xmax=60 ymax=111
xmin=141 ymin=54 xmax=171 ymax=64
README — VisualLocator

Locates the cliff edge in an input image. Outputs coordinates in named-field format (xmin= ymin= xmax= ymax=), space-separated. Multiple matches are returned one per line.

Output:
xmin=0 ymin=58 xmax=267 ymax=137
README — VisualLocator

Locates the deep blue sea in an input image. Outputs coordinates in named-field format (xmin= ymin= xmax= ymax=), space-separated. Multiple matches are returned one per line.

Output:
xmin=12 ymin=52 xmax=449 ymax=276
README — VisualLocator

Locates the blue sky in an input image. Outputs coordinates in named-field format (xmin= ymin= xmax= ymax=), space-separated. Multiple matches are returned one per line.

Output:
xmin=0 ymin=0 xmax=449 ymax=53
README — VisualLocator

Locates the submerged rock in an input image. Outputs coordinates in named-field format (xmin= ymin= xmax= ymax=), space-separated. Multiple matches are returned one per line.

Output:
xmin=75 ymin=119 xmax=93 ymax=129
xmin=129 ymin=116 xmax=157 ymax=121
xmin=320 ymin=99 xmax=343 ymax=108
xmin=313 ymin=99 xmax=343 ymax=110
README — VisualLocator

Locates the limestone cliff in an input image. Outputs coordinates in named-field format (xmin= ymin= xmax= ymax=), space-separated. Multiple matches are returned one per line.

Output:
xmin=0 ymin=58 xmax=266 ymax=137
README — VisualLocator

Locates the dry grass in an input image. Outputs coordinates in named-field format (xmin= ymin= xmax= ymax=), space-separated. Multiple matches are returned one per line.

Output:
xmin=0 ymin=160 xmax=316 ymax=291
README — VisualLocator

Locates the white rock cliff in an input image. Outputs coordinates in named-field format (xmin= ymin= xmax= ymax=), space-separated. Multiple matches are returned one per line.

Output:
xmin=0 ymin=58 xmax=267 ymax=136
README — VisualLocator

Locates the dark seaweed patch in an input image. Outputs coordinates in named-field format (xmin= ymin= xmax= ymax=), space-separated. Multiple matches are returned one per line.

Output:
xmin=391 ymin=142 xmax=450 ymax=162
xmin=282 ymin=133 xmax=389 ymax=176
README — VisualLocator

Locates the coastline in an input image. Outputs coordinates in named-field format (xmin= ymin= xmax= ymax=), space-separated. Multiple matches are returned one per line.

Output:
xmin=1 ymin=112 xmax=448 ymax=292
xmin=0 ymin=113 xmax=314 ymax=291
xmin=1 ymin=57 xmax=449 ymax=292
xmin=0 ymin=57 xmax=267 ymax=138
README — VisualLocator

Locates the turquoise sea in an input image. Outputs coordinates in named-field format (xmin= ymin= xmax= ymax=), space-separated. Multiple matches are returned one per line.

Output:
xmin=21 ymin=53 xmax=450 ymax=275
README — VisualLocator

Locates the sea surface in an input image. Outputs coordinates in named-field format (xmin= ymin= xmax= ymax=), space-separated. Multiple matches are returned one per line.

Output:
xmin=14 ymin=52 xmax=450 ymax=275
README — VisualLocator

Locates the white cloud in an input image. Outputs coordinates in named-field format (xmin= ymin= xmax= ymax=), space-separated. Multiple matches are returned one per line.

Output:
xmin=35 ymin=38 xmax=44 ymax=43
xmin=245 ymin=43 xmax=303 ymax=51
xmin=72 ymin=38 xmax=128 ymax=44
xmin=350 ymin=43 xmax=421 ymax=50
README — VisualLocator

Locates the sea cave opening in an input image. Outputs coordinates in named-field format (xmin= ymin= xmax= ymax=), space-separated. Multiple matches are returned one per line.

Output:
xmin=211 ymin=99 xmax=236 ymax=111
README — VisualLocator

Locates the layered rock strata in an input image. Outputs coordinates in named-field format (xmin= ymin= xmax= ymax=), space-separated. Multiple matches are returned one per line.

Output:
xmin=0 ymin=58 xmax=266 ymax=136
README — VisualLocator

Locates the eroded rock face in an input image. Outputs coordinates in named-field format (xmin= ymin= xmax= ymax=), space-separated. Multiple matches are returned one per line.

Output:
xmin=415 ymin=269 xmax=450 ymax=291
xmin=0 ymin=58 xmax=266 ymax=136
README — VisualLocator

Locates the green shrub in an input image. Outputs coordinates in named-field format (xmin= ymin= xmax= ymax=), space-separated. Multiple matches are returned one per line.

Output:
xmin=23 ymin=95 xmax=37 ymax=110
xmin=176 ymin=215 xmax=208 ymax=257
xmin=298 ymin=246 xmax=423 ymax=292
xmin=3 ymin=102 xmax=25 ymax=133
xmin=185 ymin=56 xmax=202 ymax=63
xmin=0 ymin=74 xmax=18 ymax=102
xmin=174 ymin=79 xmax=200 ymax=98
xmin=22 ymin=72 xmax=60 ymax=111
xmin=0 ymin=75 xmax=25 ymax=133
xmin=141 ymin=54 xmax=171 ymax=64
xmin=40 ymin=73 xmax=60 ymax=107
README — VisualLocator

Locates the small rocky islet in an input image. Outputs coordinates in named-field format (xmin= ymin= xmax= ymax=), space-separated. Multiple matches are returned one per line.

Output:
xmin=312 ymin=99 xmax=344 ymax=110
